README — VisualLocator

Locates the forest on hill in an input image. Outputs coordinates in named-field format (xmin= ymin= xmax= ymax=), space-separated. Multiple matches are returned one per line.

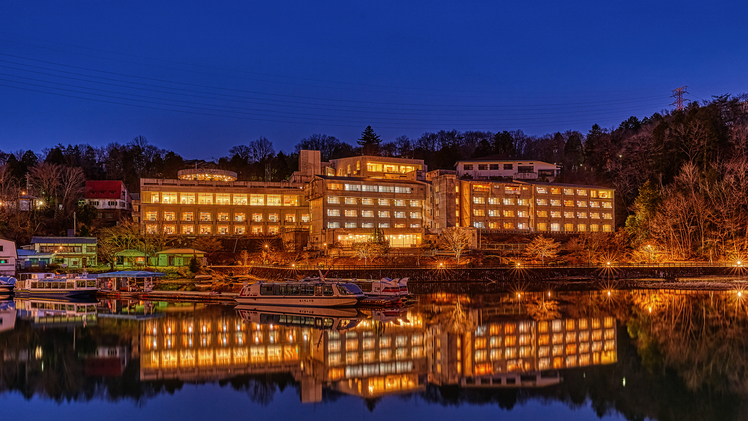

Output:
xmin=1 ymin=94 xmax=748 ymax=261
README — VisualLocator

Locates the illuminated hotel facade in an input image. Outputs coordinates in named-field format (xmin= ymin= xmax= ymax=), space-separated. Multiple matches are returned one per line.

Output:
xmin=139 ymin=169 xmax=310 ymax=237
xmin=430 ymin=171 xmax=615 ymax=233
xmin=137 ymin=150 xmax=614 ymax=247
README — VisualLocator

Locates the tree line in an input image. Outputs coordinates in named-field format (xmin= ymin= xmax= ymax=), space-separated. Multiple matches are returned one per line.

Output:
xmin=1 ymin=94 xmax=747 ymax=261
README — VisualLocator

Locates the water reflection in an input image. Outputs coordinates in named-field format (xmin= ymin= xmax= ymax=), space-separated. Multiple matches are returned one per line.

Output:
xmin=1 ymin=289 xmax=748 ymax=420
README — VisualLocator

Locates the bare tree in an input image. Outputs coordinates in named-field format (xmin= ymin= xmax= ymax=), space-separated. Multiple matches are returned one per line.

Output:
xmin=59 ymin=166 xmax=86 ymax=212
xmin=28 ymin=163 xmax=62 ymax=205
xmin=249 ymin=137 xmax=275 ymax=163
xmin=440 ymin=227 xmax=472 ymax=264
xmin=524 ymin=235 xmax=560 ymax=266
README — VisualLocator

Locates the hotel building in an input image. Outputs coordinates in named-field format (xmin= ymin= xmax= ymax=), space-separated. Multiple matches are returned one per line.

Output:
xmin=429 ymin=170 xmax=614 ymax=233
xmin=305 ymin=175 xmax=429 ymax=247
xmin=139 ymin=168 xmax=310 ymax=237
xmin=456 ymin=158 xmax=560 ymax=181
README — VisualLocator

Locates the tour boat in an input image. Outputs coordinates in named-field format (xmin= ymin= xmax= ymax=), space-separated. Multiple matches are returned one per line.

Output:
xmin=235 ymin=305 xmax=361 ymax=331
xmin=96 ymin=271 xmax=163 ymax=296
xmin=0 ymin=276 xmax=15 ymax=295
xmin=15 ymin=272 xmax=98 ymax=297
xmin=235 ymin=280 xmax=364 ymax=307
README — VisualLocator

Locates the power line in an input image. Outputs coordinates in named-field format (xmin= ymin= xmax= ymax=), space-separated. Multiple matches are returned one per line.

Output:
xmin=671 ymin=86 xmax=689 ymax=111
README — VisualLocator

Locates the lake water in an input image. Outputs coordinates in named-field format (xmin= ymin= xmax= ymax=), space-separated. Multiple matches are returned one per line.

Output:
xmin=1 ymin=288 xmax=746 ymax=421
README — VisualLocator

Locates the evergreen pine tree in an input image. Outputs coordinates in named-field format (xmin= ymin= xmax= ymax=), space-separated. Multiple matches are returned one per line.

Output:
xmin=358 ymin=126 xmax=382 ymax=155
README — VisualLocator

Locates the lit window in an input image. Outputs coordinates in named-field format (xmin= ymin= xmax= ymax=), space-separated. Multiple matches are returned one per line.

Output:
xmin=473 ymin=209 xmax=485 ymax=216
xmin=200 ymin=212 xmax=212 ymax=222
xmin=180 ymin=194 xmax=196 ymax=204
xmin=234 ymin=213 xmax=246 ymax=222
xmin=503 ymin=210 xmax=514 ymax=217
xmin=301 ymin=214 xmax=310 ymax=223
xmin=268 ymin=213 xmax=279 ymax=222
xmin=327 ymin=222 xmax=340 ymax=229
xmin=234 ymin=226 xmax=245 ymax=234
xmin=536 ymin=199 xmax=547 ymax=206
xmin=250 ymin=194 xmax=264 ymax=206
xmin=218 ymin=226 xmax=229 ymax=235
xmin=345 ymin=222 xmax=356 ymax=228
xmin=327 ymin=209 xmax=340 ymax=217
xmin=182 ymin=212 xmax=194 ymax=221
xmin=216 ymin=194 xmax=230 ymax=205
xmin=378 ymin=223 xmax=389 ymax=228
xmin=285 ymin=214 xmax=295 ymax=222
xmin=345 ymin=197 xmax=356 ymax=205
xmin=162 ymin=192 xmax=177 ymax=204
xmin=252 ymin=213 xmax=263 ymax=222
xmin=394 ymin=199 xmax=405 ymax=206
xmin=378 ymin=211 xmax=390 ymax=218
xmin=266 ymin=195 xmax=281 ymax=206
xmin=283 ymin=195 xmax=299 ymax=206
xmin=576 ymin=201 xmax=587 ymax=207
xmin=327 ymin=196 xmax=339 ymax=204
xmin=344 ymin=209 xmax=357 ymax=217
xmin=395 ymin=211 xmax=406 ymax=218
xmin=362 ymin=210 xmax=374 ymax=217
xmin=198 ymin=193 xmax=212 ymax=204
xmin=233 ymin=194 xmax=247 ymax=205
xmin=145 ymin=211 xmax=158 ymax=221
xmin=410 ymin=200 xmax=420 ymax=207
xmin=410 ymin=211 xmax=421 ymax=219
xmin=182 ymin=225 xmax=194 ymax=234
xmin=199 ymin=225 xmax=212 ymax=235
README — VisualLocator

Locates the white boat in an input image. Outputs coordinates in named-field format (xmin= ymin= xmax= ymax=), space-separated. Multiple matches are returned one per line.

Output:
xmin=397 ymin=277 xmax=410 ymax=295
xmin=15 ymin=273 xmax=98 ymax=298
xmin=235 ymin=305 xmax=361 ymax=330
xmin=236 ymin=280 xmax=364 ymax=307
xmin=346 ymin=278 xmax=403 ymax=297
xmin=0 ymin=276 xmax=15 ymax=295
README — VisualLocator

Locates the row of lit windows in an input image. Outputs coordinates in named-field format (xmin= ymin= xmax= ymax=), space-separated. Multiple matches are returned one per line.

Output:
xmin=143 ymin=192 xmax=301 ymax=206
xmin=327 ymin=183 xmax=414 ymax=193
xmin=146 ymin=224 xmax=285 ymax=235
xmin=327 ymin=348 xmax=423 ymax=365
xmin=144 ymin=211 xmax=309 ymax=223
xmin=327 ymin=222 xmax=421 ymax=229
xmin=534 ymin=211 xmax=613 ymax=219
xmin=478 ymin=318 xmax=615 ymax=337
xmin=535 ymin=187 xmax=612 ymax=198
xmin=534 ymin=198 xmax=613 ymax=208
xmin=472 ymin=196 xmax=612 ymax=209
xmin=327 ymin=197 xmax=421 ymax=207
xmin=141 ymin=346 xmax=299 ymax=369
xmin=327 ymin=209 xmax=421 ymax=219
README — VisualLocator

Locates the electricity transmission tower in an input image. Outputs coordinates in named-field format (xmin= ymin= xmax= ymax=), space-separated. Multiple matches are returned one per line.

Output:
xmin=671 ymin=86 xmax=689 ymax=111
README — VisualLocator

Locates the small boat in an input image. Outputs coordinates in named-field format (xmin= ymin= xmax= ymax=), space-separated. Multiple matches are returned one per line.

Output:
xmin=236 ymin=280 xmax=364 ymax=307
xmin=307 ymin=272 xmax=405 ymax=298
xmin=15 ymin=273 xmax=98 ymax=298
xmin=96 ymin=271 xmax=164 ymax=296
xmin=235 ymin=305 xmax=361 ymax=331
xmin=0 ymin=276 xmax=15 ymax=295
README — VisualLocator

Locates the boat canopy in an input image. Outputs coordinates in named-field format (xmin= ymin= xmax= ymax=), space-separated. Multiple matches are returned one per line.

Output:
xmin=97 ymin=271 xmax=166 ymax=278
xmin=0 ymin=276 xmax=16 ymax=285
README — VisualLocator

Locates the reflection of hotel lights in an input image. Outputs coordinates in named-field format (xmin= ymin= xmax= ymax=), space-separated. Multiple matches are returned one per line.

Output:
xmin=152 ymin=328 xmax=157 ymax=334
xmin=167 ymin=327 xmax=172 ymax=334
xmin=648 ymin=306 xmax=652 ymax=313
xmin=202 ymin=325 xmax=207 ymax=333
xmin=303 ymin=335 xmax=308 ymax=341
xmin=188 ymin=326 xmax=193 ymax=333
xmin=607 ymin=291 xmax=611 ymax=297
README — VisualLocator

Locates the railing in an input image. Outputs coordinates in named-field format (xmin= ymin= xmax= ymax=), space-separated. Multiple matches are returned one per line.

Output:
xmin=227 ymin=262 xmax=745 ymax=271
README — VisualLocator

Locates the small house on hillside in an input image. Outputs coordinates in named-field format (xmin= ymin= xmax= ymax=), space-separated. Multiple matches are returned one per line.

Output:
xmin=114 ymin=249 xmax=147 ymax=268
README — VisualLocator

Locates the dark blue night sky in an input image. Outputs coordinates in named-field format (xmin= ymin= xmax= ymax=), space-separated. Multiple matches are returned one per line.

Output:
xmin=1 ymin=0 xmax=745 ymax=158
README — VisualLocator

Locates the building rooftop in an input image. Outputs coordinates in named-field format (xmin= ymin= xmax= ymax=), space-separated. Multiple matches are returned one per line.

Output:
xmin=85 ymin=180 xmax=127 ymax=199
xmin=30 ymin=236 xmax=97 ymax=245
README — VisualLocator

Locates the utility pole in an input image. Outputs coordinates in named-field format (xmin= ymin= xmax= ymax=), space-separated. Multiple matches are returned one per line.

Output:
xmin=671 ymin=86 xmax=689 ymax=111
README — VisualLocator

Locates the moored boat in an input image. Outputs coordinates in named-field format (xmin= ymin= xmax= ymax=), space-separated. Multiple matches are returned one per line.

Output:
xmin=0 ymin=276 xmax=15 ymax=295
xmin=236 ymin=280 xmax=364 ymax=307
xmin=96 ymin=271 xmax=164 ymax=296
xmin=15 ymin=273 xmax=98 ymax=298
